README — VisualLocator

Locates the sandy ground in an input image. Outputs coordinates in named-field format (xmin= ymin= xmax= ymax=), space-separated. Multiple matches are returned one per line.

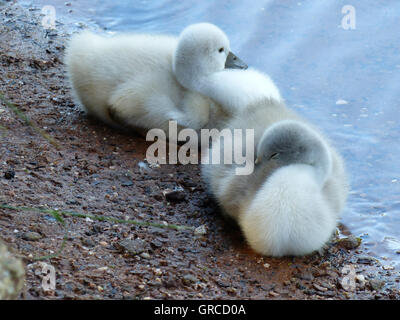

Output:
xmin=0 ymin=1 xmax=399 ymax=300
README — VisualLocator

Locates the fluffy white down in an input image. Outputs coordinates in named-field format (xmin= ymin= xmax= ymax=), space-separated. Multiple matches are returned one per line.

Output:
xmin=202 ymin=68 xmax=282 ymax=113
xmin=65 ymin=23 xmax=266 ymax=135
xmin=239 ymin=164 xmax=336 ymax=257
xmin=65 ymin=31 xmax=213 ymax=133
xmin=201 ymin=97 xmax=348 ymax=257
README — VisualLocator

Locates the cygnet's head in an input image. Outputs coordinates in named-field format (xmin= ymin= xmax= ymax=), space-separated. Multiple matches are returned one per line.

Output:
xmin=173 ymin=23 xmax=247 ymax=90
xmin=255 ymin=120 xmax=332 ymax=185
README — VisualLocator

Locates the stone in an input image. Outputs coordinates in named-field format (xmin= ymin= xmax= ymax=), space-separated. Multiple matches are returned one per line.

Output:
xmin=164 ymin=189 xmax=186 ymax=202
xmin=116 ymin=238 xmax=148 ymax=256
xmin=21 ymin=231 xmax=42 ymax=241
xmin=336 ymin=236 xmax=362 ymax=250
xmin=0 ymin=241 xmax=25 ymax=299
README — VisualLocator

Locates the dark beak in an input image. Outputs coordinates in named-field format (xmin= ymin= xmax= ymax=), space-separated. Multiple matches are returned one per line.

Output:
xmin=225 ymin=51 xmax=248 ymax=70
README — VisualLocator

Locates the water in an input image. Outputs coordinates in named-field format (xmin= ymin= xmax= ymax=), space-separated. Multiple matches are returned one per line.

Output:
xmin=20 ymin=0 xmax=400 ymax=267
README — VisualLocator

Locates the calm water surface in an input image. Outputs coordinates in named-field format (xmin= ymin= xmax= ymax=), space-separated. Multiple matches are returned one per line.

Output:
xmin=20 ymin=0 xmax=400 ymax=267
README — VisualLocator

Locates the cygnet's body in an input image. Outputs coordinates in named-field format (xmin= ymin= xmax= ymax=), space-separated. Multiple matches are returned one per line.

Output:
xmin=64 ymin=23 xmax=252 ymax=135
xmin=202 ymin=98 xmax=348 ymax=257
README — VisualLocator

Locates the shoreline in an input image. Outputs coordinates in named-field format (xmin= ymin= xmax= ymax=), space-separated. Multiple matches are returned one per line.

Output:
xmin=0 ymin=0 xmax=399 ymax=300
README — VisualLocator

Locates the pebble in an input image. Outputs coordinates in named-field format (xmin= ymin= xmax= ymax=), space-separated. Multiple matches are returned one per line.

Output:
xmin=150 ymin=239 xmax=163 ymax=249
xmin=21 ymin=231 xmax=42 ymax=241
xmin=369 ymin=279 xmax=385 ymax=291
xmin=96 ymin=266 xmax=108 ymax=272
xmin=116 ymin=238 xmax=148 ymax=256
xmin=194 ymin=225 xmax=207 ymax=236
xmin=227 ymin=287 xmax=237 ymax=295
xmin=357 ymin=256 xmax=376 ymax=265
xmin=121 ymin=180 xmax=133 ymax=187
xmin=4 ymin=169 xmax=15 ymax=180
xmin=296 ymin=272 xmax=314 ymax=281
xmin=140 ymin=252 xmax=151 ymax=259
xmin=336 ymin=236 xmax=362 ymax=250
xmin=81 ymin=238 xmax=95 ymax=247
xmin=356 ymin=274 xmax=366 ymax=288
xmin=382 ymin=265 xmax=394 ymax=270
xmin=164 ymin=189 xmax=186 ymax=202
xmin=313 ymin=283 xmax=328 ymax=292
xmin=182 ymin=274 xmax=197 ymax=284
xmin=99 ymin=241 xmax=108 ymax=247
xmin=268 ymin=291 xmax=280 ymax=297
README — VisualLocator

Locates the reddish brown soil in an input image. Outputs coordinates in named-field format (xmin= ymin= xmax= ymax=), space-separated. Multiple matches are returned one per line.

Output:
xmin=0 ymin=1 xmax=399 ymax=300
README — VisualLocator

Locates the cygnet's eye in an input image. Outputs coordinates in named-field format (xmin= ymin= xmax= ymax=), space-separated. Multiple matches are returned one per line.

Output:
xmin=270 ymin=152 xmax=279 ymax=160
xmin=218 ymin=47 xmax=224 ymax=53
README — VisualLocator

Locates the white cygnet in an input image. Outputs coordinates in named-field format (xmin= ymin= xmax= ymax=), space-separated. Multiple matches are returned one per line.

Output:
xmin=202 ymin=97 xmax=348 ymax=257
xmin=64 ymin=23 xmax=249 ymax=136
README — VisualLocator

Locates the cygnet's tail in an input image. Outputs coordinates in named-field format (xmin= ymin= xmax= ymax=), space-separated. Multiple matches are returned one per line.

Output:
xmin=240 ymin=120 xmax=336 ymax=256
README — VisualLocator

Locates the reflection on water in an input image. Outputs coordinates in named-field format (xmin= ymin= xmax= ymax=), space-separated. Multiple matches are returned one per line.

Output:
xmin=21 ymin=0 xmax=400 ymax=266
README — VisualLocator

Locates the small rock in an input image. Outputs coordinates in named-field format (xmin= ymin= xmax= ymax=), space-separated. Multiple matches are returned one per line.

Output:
xmin=357 ymin=256 xmax=376 ymax=265
xmin=116 ymin=238 xmax=148 ymax=256
xmin=86 ymin=165 xmax=97 ymax=174
xmin=164 ymin=278 xmax=178 ymax=288
xmin=81 ymin=238 xmax=95 ymax=247
xmin=164 ymin=189 xmax=186 ymax=202
xmin=0 ymin=241 xmax=25 ymax=299
xmin=21 ymin=231 xmax=42 ymax=241
xmin=96 ymin=266 xmax=108 ymax=272
xmin=296 ymin=272 xmax=314 ymax=281
xmin=216 ymin=280 xmax=229 ymax=288
xmin=336 ymin=236 xmax=362 ymax=250
xmin=313 ymin=283 xmax=328 ymax=292
xmin=150 ymin=239 xmax=163 ymax=249
xmin=121 ymin=179 xmax=133 ymax=187
xmin=153 ymin=268 xmax=162 ymax=276
xmin=356 ymin=274 xmax=366 ymax=288
xmin=269 ymin=291 xmax=279 ymax=297
xmin=159 ymin=260 xmax=168 ymax=266
xmin=194 ymin=225 xmax=207 ymax=236
xmin=369 ymin=279 xmax=385 ymax=291
xmin=296 ymin=282 xmax=306 ymax=290
xmin=4 ymin=170 xmax=15 ymax=180
xmin=383 ymin=265 xmax=394 ymax=270
xmin=182 ymin=274 xmax=197 ymax=285
xmin=227 ymin=287 xmax=237 ymax=295
xmin=140 ymin=252 xmax=151 ymax=259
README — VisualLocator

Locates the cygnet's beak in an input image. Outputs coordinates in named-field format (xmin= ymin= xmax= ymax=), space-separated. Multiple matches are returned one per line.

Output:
xmin=225 ymin=52 xmax=248 ymax=70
